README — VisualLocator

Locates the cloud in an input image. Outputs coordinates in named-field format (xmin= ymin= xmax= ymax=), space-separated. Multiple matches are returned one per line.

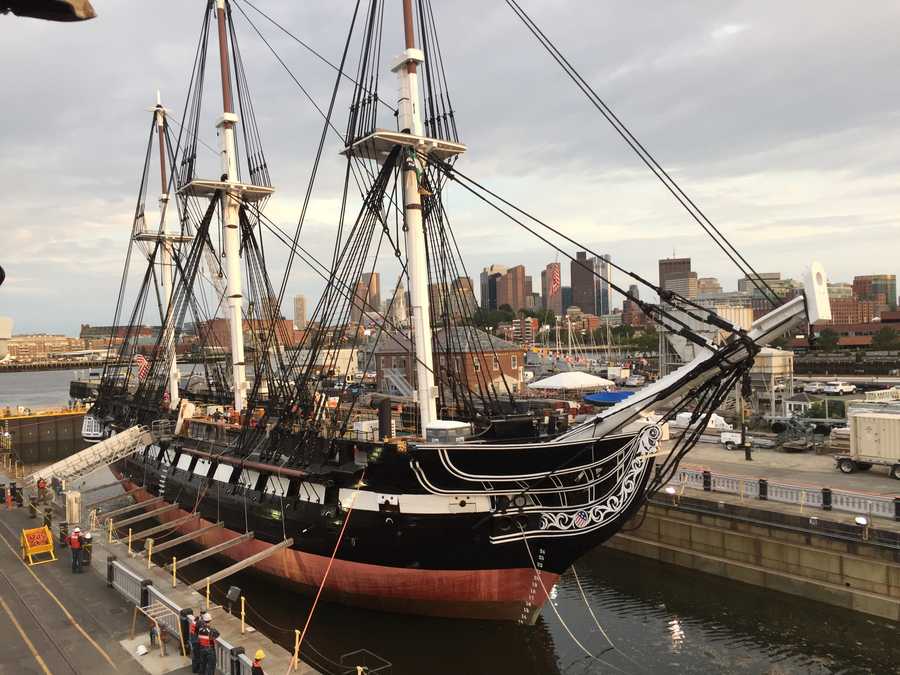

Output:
xmin=1 ymin=0 xmax=899 ymax=333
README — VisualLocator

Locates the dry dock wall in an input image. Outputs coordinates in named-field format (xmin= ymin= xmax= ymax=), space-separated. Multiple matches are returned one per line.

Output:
xmin=3 ymin=411 xmax=87 ymax=463
xmin=607 ymin=495 xmax=900 ymax=621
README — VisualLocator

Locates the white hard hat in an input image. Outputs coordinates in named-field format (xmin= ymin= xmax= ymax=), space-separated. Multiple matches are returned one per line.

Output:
xmin=201 ymin=612 xmax=212 ymax=622
xmin=73 ymin=527 xmax=81 ymax=533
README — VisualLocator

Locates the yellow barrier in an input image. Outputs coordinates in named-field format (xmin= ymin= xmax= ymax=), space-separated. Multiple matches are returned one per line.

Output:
xmin=21 ymin=526 xmax=57 ymax=566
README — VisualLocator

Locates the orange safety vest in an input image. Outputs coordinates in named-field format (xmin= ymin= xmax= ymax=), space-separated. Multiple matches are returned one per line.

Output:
xmin=197 ymin=626 xmax=214 ymax=648
xmin=68 ymin=533 xmax=82 ymax=549
xmin=37 ymin=479 xmax=47 ymax=489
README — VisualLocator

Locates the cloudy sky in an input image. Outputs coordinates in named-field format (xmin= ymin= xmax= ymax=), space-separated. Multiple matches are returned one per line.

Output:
xmin=2 ymin=1 xmax=899 ymax=335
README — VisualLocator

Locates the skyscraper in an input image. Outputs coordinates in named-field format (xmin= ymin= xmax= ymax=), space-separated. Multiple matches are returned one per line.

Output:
xmin=350 ymin=272 xmax=380 ymax=323
xmin=480 ymin=264 xmax=507 ymax=310
xmin=541 ymin=262 xmax=562 ymax=315
xmin=497 ymin=265 xmax=527 ymax=310
xmin=293 ymin=294 xmax=307 ymax=330
xmin=595 ymin=254 xmax=612 ymax=315
xmin=571 ymin=251 xmax=596 ymax=314
xmin=658 ymin=257 xmax=691 ymax=290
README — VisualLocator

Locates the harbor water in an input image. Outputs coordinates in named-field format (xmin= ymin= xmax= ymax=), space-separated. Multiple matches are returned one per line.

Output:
xmin=10 ymin=370 xmax=900 ymax=674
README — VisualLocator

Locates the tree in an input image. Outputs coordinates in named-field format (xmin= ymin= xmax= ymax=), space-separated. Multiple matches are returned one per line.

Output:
xmin=633 ymin=330 xmax=658 ymax=353
xmin=816 ymin=328 xmax=839 ymax=352
xmin=804 ymin=400 xmax=845 ymax=419
xmin=872 ymin=326 xmax=899 ymax=350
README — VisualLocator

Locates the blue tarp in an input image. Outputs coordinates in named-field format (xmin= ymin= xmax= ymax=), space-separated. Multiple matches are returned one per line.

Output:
xmin=583 ymin=390 xmax=634 ymax=405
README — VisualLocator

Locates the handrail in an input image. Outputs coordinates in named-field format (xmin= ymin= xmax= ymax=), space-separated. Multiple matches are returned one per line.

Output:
xmin=673 ymin=467 xmax=899 ymax=522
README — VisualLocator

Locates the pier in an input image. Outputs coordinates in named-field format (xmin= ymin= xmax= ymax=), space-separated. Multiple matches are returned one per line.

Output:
xmin=0 ymin=467 xmax=323 ymax=675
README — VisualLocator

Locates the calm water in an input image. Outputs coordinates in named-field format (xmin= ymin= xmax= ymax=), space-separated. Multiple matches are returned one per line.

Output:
xmin=24 ymin=371 xmax=900 ymax=674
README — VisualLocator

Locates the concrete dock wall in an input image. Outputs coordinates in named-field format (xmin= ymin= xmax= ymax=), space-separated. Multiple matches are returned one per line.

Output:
xmin=3 ymin=410 xmax=87 ymax=463
xmin=607 ymin=496 xmax=900 ymax=621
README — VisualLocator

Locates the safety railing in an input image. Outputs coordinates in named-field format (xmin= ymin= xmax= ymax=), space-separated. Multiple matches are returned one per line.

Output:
xmin=236 ymin=652 xmax=255 ymax=675
xmin=147 ymin=585 xmax=182 ymax=640
xmin=675 ymin=467 xmax=899 ymax=521
xmin=111 ymin=559 xmax=145 ymax=604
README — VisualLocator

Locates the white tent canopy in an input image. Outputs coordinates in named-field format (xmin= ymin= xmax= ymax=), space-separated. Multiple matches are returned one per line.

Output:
xmin=527 ymin=371 xmax=614 ymax=391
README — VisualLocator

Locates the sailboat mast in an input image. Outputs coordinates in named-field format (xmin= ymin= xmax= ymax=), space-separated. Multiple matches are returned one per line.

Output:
xmin=395 ymin=0 xmax=437 ymax=431
xmin=215 ymin=0 xmax=247 ymax=412
xmin=155 ymin=96 xmax=180 ymax=409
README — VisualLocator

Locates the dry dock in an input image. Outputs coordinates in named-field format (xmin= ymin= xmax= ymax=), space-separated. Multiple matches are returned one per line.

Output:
xmin=0 ymin=468 xmax=320 ymax=675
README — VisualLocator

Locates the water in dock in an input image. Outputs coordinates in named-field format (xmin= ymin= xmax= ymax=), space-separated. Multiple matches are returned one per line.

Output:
xmin=11 ymin=371 xmax=900 ymax=674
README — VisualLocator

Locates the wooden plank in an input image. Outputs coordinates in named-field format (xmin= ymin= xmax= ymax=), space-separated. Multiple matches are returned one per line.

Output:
xmin=113 ymin=503 xmax=179 ymax=529
xmin=151 ymin=522 xmax=224 ymax=554
xmin=131 ymin=514 xmax=200 ymax=542
xmin=190 ymin=538 xmax=294 ymax=589
xmin=168 ymin=532 xmax=255 ymax=570
xmin=85 ymin=486 xmax=143 ymax=508
xmin=79 ymin=479 xmax=127 ymax=494
xmin=98 ymin=496 xmax=163 ymax=520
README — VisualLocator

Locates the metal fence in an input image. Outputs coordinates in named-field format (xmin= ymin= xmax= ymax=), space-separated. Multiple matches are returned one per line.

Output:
xmin=147 ymin=585 xmax=182 ymax=640
xmin=111 ymin=560 xmax=144 ymax=604
xmin=675 ymin=467 xmax=899 ymax=521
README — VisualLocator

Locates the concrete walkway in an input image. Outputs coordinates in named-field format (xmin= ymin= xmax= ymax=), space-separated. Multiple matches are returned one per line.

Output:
xmin=0 ymin=501 xmax=193 ymax=675
xmin=669 ymin=441 xmax=900 ymax=496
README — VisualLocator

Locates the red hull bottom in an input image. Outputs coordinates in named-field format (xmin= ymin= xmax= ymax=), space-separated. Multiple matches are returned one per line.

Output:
xmin=118 ymin=480 xmax=558 ymax=622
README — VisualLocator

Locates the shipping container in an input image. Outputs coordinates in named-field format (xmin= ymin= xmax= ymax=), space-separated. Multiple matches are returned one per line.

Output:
xmin=849 ymin=412 xmax=900 ymax=461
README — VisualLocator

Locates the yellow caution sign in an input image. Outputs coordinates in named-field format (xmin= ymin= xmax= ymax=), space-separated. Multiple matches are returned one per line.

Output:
xmin=21 ymin=525 xmax=57 ymax=566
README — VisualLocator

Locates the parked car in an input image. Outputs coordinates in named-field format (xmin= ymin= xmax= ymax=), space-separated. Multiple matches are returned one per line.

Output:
xmin=823 ymin=381 xmax=856 ymax=395
xmin=803 ymin=381 xmax=826 ymax=394
xmin=624 ymin=374 xmax=646 ymax=387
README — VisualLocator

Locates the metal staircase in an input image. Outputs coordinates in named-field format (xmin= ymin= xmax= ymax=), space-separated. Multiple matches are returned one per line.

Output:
xmin=23 ymin=424 xmax=153 ymax=487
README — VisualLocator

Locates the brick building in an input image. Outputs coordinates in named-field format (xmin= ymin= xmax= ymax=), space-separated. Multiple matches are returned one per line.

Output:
xmin=374 ymin=327 xmax=526 ymax=396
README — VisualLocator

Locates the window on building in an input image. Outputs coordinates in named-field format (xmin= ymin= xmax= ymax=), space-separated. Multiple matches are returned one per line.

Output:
xmin=473 ymin=358 xmax=480 ymax=372
xmin=492 ymin=356 xmax=500 ymax=371
xmin=511 ymin=355 xmax=518 ymax=369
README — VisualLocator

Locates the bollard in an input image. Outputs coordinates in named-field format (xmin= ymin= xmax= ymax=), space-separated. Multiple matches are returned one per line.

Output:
xmin=822 ymin=488 xmax=833 ymax=511
xmin=758 ymin=479 xmax=768 ymax=501
xmin=292 ymin=628 xmax=301 ymax=672
xmin=702 ymin=470 xmax=711 ymax=492
xmin=107 ymin=555 xmax=116 ymax=587
xmin=240 ymin=596 xmax=245 ymax=634
xmin=140 ymin=579 xmax=152 ymax=607
xmin=108 ymin=518 xmax=113 ymax=543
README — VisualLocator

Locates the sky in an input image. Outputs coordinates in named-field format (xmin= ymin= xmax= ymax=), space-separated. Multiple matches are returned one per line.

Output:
xmin=2 ymin=0 xmax=899 ymax=335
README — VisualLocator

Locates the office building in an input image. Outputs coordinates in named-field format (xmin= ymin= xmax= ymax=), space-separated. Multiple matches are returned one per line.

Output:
xmin=480 ymin=264 xmax=507 ymax=310
xmin=853 ymin=275 xmax=896 ymax=309
xmin=293 ymin=294 xmax=307 ymax=330
xmin=571 ymin=251 xmax=597 ymax=314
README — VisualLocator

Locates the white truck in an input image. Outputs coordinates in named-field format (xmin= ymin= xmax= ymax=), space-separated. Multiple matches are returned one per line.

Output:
xmin=834 ymin=411 xmax=900 ymax=479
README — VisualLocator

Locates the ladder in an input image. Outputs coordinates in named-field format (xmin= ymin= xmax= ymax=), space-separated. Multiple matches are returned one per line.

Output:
xmin=23 ymin=424 xmax=153 ymax=487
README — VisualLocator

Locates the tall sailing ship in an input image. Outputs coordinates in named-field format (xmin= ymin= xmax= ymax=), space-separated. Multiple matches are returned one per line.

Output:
xmin=81 ymin=0 xmax=831 ymax=622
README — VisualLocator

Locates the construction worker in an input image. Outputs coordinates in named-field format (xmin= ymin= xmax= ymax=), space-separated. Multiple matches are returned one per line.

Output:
xmin=36 ymin=476 xmax=48 ymax=503
xmin=188 ymin=614 xmax=200 ymax=673
xmin=68 ymin=527 xmax=84 ymax=573
xmin=195 ymin=612 xmax=219 ymax=675
xmin=251 ymin=649 xmax=265 ymax=675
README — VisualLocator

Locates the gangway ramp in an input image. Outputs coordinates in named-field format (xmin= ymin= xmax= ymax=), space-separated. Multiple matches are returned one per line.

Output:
xmin=22 ymin=424 xmax=153 ymax=487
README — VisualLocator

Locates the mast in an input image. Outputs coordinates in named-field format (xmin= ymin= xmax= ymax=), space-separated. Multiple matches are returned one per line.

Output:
xmin=215 ymin=0 xmax=247 ymax=412
xmin=155 ymin=94 xmax=180 ymax=409
xmin=395 ymin=0 xmax=437 ymax=431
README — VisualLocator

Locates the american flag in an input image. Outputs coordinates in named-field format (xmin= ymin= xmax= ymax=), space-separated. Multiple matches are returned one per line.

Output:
xmin=573 ymin=510 xmax=590 ymax=528
xmin=549 ymin=263 xmax=561 ymax=296
xmin=134 ymin=354 xmax=150 ymax=380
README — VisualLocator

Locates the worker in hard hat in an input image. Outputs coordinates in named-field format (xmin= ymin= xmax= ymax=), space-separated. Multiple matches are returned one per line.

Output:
xmin=251 ymin=649 xmax=265 ymax=674
xmin=68 ymin=526 xmax=84 ymax=573
xmin=195 ymin=612 xmax=219 ymax=675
